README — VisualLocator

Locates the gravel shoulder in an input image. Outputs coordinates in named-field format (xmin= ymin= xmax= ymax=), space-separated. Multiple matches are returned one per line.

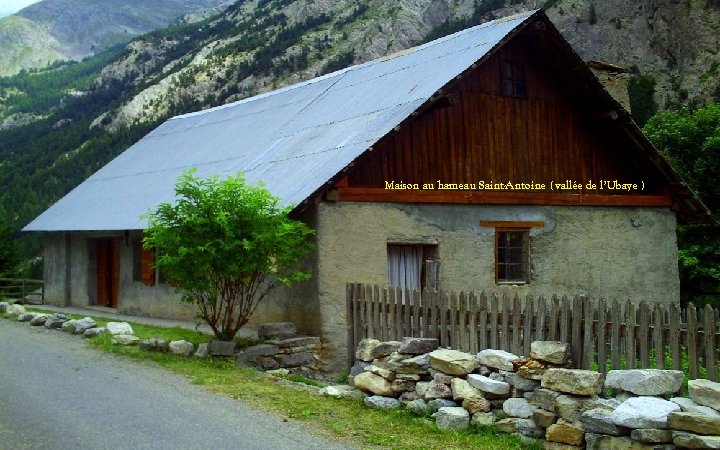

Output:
xmin=0 ymin=318 xmax=353 ymax=450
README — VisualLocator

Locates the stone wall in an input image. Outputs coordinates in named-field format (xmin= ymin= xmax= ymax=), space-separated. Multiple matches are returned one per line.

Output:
xmin=345 ymin=338 xmax=720 ymax=449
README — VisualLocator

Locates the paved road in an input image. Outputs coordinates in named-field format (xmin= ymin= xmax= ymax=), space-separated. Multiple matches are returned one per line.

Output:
xmin=0 ymin=319 xmax=353 ymax=450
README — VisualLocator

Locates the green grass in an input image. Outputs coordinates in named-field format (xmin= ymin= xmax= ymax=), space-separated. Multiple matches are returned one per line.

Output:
xmin=4 ymin=309 xmax=541 ymax=450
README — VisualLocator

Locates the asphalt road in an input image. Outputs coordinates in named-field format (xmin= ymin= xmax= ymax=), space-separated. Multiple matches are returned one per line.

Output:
xmin=0 ymin=318 xmax=353 ymax=450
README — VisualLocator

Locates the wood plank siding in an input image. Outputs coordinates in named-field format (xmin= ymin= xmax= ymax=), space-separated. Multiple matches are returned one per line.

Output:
xmin=342 ymin=35 xmax=667 ymax=205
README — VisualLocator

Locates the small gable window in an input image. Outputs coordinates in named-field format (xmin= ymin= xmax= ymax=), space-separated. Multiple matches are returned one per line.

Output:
xmin=501 ymin=60 xmax=526 ymax=97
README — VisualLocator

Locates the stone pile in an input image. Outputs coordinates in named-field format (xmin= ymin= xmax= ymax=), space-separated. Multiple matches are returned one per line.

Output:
xmin=344 ymin=337 xmax=720 ymax=449
xmin=236 ymin=322 xmax=323 ymax=377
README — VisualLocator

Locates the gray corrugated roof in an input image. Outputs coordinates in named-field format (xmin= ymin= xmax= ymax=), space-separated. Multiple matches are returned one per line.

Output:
xmin=24 ymin=11 xmax=536 ymax=232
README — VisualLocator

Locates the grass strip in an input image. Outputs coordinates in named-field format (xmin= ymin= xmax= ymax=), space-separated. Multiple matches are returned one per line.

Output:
xmin=6 ymin=308 xmax=540 ymax=450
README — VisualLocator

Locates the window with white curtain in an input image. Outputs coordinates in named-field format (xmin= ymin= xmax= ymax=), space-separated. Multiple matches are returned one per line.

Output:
xmin=387 ymin=244 xmax=438 ymax=291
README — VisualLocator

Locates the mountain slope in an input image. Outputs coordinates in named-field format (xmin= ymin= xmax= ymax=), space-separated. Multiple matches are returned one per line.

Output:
xmin=0 ymin=0 xmax=231 ymax=76
xmin=1 ymin=0 xmax=720 ymax=237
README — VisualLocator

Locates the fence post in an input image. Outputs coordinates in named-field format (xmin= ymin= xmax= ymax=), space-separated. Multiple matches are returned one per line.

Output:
xmin=687 ymin=303 xmax=699 ymax=380
xmin=346 ymin=283 xmax=355 ymax=367
xmin=703 ymin=304 xmax=717 ymax=381
xmin=625 ymin=301 xmax=636 ymax=369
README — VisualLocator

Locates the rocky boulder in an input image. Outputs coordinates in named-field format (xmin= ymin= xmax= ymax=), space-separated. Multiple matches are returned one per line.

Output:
xmin=353 ymin=371 xmax=395 ymax=397
xmin=689 ymin=379 xmax=720 ymax=412
xmin=320 ymin=385 xmax=364 ymax=399
xmin=194 ymin=343 xmax=209 ymax=358
xmin=546 ymin=419 xmax=584 ymax=446
xmin=29 ymin=314 xmax=50 ymax=326
xmin=397 ymin=337 xmax=439 ymax=355
xmin=436 ymin=407 xmax=470 ymax=430
xmin=139 ymin=337 xmax=169 ymax=352
xmin=0 ymin=301 xmax=9 ymax=312
xmin=467 ymin=374 xmax=510 ymax=395
xmin=371 ymin=341 xmax=401 ymax=359
xmin=462 ymin=396 xmax=491 ymax=414
xmin=106 ymin=322 xmax=134 ymax=336
xmin=17 ymin=312 xmax=36 ymax=322
xmin=66 ymin=317 xmax=97 ymax=334
xmin=6 ymin=303 xmax=25 ymax=317
xmin=429 ymin=349 xmax=479 ymax=375
xmin=169 ymin=340 xmax=194 ymax=356
xmin=611 ymin=396 xmax=680 ymax=429
xmin=364 ymin=395 xmax=400 ymax=410
xmin=43 ymin=313 xmax=70 ymax=329
xmin=450 ymin=378 xmax=482 ymax=401
xmin=604 ymin=369 xmax=684 ymax=396
xmin=581 ymin=408 xmax=629 ymax=436
xmin=672 ymin=431 xmax=720 ymax=449
xmin=503 ymin=398 xmax=534 ymax=418
xmin=541 ymin=368 xmax=602 ymax=396
xmin=671 ymin=397 xmax=720 ymax=417
xmin=476 ymin=349 xmax=519 ymax=371
xmin=83 ymin=327 xmax=106 ymax=337
xmin=355 ymin=338 xmax=381 ymax=362
xmin=668 ymin=411 xmax=720 ymax=435
xmin=530 ymin=341 xmax=570 ymax=365
xmin=406 ymin=399 xmax=432 ymax=416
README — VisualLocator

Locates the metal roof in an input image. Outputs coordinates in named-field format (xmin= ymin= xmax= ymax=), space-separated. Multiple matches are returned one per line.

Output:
xmin=24 ymin=11 xmax=537 ymax=231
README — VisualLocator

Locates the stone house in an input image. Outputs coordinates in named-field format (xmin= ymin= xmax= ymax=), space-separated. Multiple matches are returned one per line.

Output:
xmin=24 ymin=10 xmax=711 ymax=371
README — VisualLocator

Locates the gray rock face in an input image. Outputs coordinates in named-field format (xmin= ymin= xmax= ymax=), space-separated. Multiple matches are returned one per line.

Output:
xmin=529 ymin=388 xmax=562 ymax=412
xmin=364 ymin=395 xmax=401 ymax=410
xmin=355 ymin=338 xmax=381 ymax=362
xmin=406 ymin=399 xmax=431 ymax=416
xmin=106 ymin=322 xmax=134 ymax=336
xmin=423 ymin=380 xmax=452 ymax=400
xmin=530 ymin=341 xmax=570 ymax=365
xmin=139 ymin=337 xmax=168 ymax=352
xmin=349 ymin=360 xmax=370 ymax=377
xmin=476 ymin=349 xmax=519 ymax=371
xmin=671 ymin=397 xmax=720 ymax=417
xmin=631 ymin=428 xmax=673 ymax=444
xmin=604 ymin=369 xmax=684 ymax=396
xmin=29 ymin=314 xmax=50 ymax=326
xmin=689 ymin=379 xmax=720 ymax=412
xmin=238 ymin=344 xmax=280 ymax=361
xmin=169 ymin=340 xmax=194 ymax=356
xmin=397 ymin=337 xmax=439 ymax=355
xmin=472 ymin=412 xmax=496 ymax=427
xmin=257 ymin=322 xmax=296 ymax=340
xmin=503 ymin=398 xmax=534 ymax=418
xmin=668 ymin=411 xmax=720 ymax=435
xmin=43 ymin=313 xmax=70 ymax=329
xmin=278 ymin=352 xmax=314 ymax=368
xmin=17 ymin=312 xmax=37 ymax=322
xmin=611 ymin=396 xmax=680 ymax=429
xmin=541 ymin=368 xmax=603 ymax=396
xmin=194 ymin=343 xmax=209 ymax=358
xmin=353 ymin=371 xmax=394 ymax=397
xmin=113 ymin=334 xmax=140 ymax=345
xmin=427 ymin=398 xmax=457 ymax=412
xmin=71 ymin=317 xmax=97 ymax=334
xmin=428 ymin=349 xmax=478 ymax=375
xmin=506 ymin=372 xmax=540 ymax=391
xmin=6 ymin=304 xmax=25 ymax=317
xmin=208 ymin=340 xmax=235 ymax=356
xmin=673 ymin=431 xmax=720 ymax=449
xmin=320 ymin=385 xmax=364 ymax=399
xmin=462 ymin=396 xmax=491 ymax=414
xmin=371 ymin=341 xmax=401 ymax=359
xmin=436 ymin=406 xmax=470 ymax=430
xmin=467 ymin=374 xmax=510 ymax=395
xmin=581 ymin=408 xmax=629 ymax=436
xmin=0 ymin=301 xmax=8 ymax=312
xmin=83 ymin=327 xmax=106 ymax=337
xmin=450 ymin=378 xmax=482 ymax=401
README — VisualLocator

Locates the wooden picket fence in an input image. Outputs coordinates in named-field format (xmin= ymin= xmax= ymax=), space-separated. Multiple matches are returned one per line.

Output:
xmin=0 ymin=278 xmax=44 ymax=304
xmin=346 ymin=283 xmax=720 ymax=381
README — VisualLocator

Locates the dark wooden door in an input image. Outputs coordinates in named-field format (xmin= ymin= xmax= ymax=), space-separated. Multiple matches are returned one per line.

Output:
xmin=96 ymin=240 xmax=120 ymax=308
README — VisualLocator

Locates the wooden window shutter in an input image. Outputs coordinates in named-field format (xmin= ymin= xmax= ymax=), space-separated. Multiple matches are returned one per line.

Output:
xmin=140 ymin=247 xmax=156 ymax=286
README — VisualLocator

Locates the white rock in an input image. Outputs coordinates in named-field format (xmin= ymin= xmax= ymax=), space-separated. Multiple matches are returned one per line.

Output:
xmin=611 ymin=396 xmax=680 ymax=429
xmin=689 ymin=379 xmax=720 ymax=412
xmin=428 ymin=349 xmax=479 ymax=375
xmin=168 ymin=340 xmax=194 ymax=356
xmin=467 ymin=374 xmax=510 ymax=395
xmin=106 ymin=322 xmax=134 ymax=336
xmin=353 ymin=371 xmax=394 ymax=396
xmin=320 ymin=385 xmax=364 ymax=399
xmin=530 ymin=341 xmax=570 ymax=365
xmin=436 ymin=407 xmax=470 ymax=430
xmin=605 ymin=369 xmax=684 ymax=396
xmin=364 ymin=395 xmax=400 ymax=410
xmin=503 ymin=398 xmax=534 ymax=418
xmin=476 ymin=349 xmax=519 ymax=371
xmin=6 ymin=304 xmax=25 ymax=317
xmin=671 ymin=397 xmax=720 ymax=417
xmin=450 ymin=378 xmax=482 ymax=401
xmin=71 ymin=317 xmax=97 ymax=334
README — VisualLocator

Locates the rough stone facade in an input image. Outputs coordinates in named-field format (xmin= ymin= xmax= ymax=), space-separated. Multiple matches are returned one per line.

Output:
xmin=42 ymin=202 xmax=680 ymax=373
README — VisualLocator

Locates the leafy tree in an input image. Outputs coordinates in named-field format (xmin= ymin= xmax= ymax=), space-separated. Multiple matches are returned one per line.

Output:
xmin=143 ymin=170 xmax=315 ymax=340
xmin=644 ymin=104 xmax=720 ymax=306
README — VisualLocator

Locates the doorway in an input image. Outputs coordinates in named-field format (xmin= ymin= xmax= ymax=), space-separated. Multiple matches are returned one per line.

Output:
xmin=96 ymin=239 xmax=120 ymax=308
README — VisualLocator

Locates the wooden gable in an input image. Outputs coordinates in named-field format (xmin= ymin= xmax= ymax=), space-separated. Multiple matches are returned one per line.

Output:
xmin=333 ymin=24 xmax=678 ymax=210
